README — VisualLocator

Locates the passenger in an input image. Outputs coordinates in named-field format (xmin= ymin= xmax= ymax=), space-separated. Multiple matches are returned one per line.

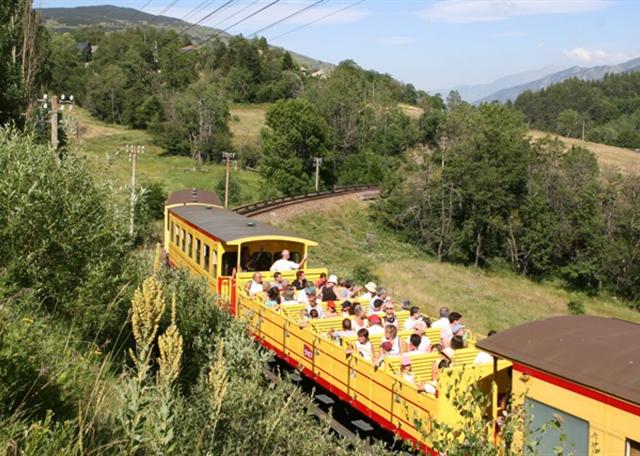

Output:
xmin=305 ymin=287 xmax=324 ymax=318
xmin=282 ymin=284 xmax=296 ymax=302
xmin=410 ymin=320 xmax=432 ymax=352
xmin=329 ymin=318 xmax=355 ymax=344
xmin=270 ymin=272 xmax=288 ymax=292
xmin=383 ymin=325 xmax=402 ymax=355
xmin=382 ymin=303 xmax=399 ymax=328
xmin=431 ymin=307 xmax=450 ymax=329
xmin=298 ymin=309 xmax=310 ymax=329
xmin=361 ymin=282 xmax=378 ymax=301
xmin=371 ymin=298 xmax=384 ymax=313
xmin=309 ymin=308 xmax=320 ymax=319
xmin=401 ymin=299 xmax=412 ymax=311
xmin=404 ymin=306 xmax=422 ymax=331
xmin=400 ymin=355 xmax=418 ymax=385
xmin=367 ymin=314 xmax=385 ymax=335
xmin=340 ymin=300 xmax=353 ymax=317
xmin=369 ymin=287 xmax=387 ymax=312
xmin=406 ymin=334 xmax=423 ymax=354
xmin=334 ymin=278 xmax=347 ymax=300
xmin=341 ymin=280 xmax=360 ymax=300
xmin=421 ymin=316 xmax=432 ymax=328
xmin=292 ymin=270 xmax=309 ymax=290
xmin=240 ymin=246 xmax=251 ymax=272
xmin=474 ymin=330 xmax=497 ymax=365
xmin=321 ymin=275 xmax=339 ymax=301
xmin=325 ymin=300 xmax=338 ymax=318
xmin=375 ymin=340 xmax=394 ymax=369
xmin=315 ymin=272 xmax=327 ymax=290
xmin=350 ymin=328 xmax=374 ymax=363
xmin=270 ymin=249 xmax=308 ymax=272
xmin=352 ymin=304 xmax=369 ymax=332
xmin=245 ymin=272 xmax=264 ymax=296
xmin=440 ymin=311 xmax=462 ymax=348
xmin=265 ymin=286 xmax=281 ymax=309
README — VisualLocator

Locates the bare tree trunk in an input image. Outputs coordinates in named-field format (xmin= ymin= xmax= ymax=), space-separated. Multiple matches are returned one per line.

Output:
xmin=474 ymin=231 xmax=482 ymax=267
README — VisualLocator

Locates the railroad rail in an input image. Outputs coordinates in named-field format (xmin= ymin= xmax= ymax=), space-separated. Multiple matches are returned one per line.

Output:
xmin=232 ymin=185 xmax=379 ymax=217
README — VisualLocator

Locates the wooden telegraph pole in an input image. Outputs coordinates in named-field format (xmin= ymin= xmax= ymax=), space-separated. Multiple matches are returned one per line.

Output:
xmin=314 ymin=157 xmax=323 ymax=192
xmin=128 ymin=145 xmax=144 ymax=236
xmin=38 ymin=94 xmax=74 ymax=156
xmin=222 ymin=152 xmax=235 ymax=208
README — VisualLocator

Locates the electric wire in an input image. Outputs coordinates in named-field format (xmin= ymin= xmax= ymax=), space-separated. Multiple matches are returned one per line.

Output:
xmin=269 ymin=0 xmax=365 ymax=42
xmin=208 ymin=0 xmax=262 ymax=30
xmin=129 ymin=0 xmax=154 ymax=22
xmin=180 ymin=0 xmax=218 ymax=22
xmin=249 ymin=0 xmax=325 ymax=38
xmin=160 ymin=0 xmax=238 ymax=48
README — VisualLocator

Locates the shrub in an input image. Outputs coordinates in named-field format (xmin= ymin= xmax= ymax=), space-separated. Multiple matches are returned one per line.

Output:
xmin=351 ymin=263 xmax=379 ymax=285
xmin=567 ymin=300 xmax=586 ymax=315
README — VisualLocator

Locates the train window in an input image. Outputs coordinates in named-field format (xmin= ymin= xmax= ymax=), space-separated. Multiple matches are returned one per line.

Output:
xmin=170 ymin=222 xmax=174 ymax=243
xmin=525 ymin=398 xmax=589 ymax=456
xmin=195 ymin=238 xmax=201 ymax=264
xmin=250 ymin=252 xmax=272 ymax=271
xmin=628 ymin=439 xmax=640 ymax=456
xmin=175 ymin=224 xmax=180 ymax=245
xmin=221 ymin=252 xmax=237 ymax=277
xmin=181 ymin=229 xmax=186 ymax=252
xmin=212 ymin=251 xmax=217 ymax=276
xmin=187 ymin=233 xmax=193 ymax=258
xmin=203 ymin=244 xmax=210 ymax=272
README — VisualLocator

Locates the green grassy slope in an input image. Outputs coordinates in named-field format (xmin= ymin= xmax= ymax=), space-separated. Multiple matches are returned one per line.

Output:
xmin=73 ymin=108 xmax=264 ymax=203
xmin=277 ymin=201 xmax=640 ymax=334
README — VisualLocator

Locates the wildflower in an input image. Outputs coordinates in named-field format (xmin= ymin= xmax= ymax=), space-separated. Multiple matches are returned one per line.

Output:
xmin=157 ymin=293 xmax=183 ymax=386
xmin=22 ymin=316 xmax=34 ymax=325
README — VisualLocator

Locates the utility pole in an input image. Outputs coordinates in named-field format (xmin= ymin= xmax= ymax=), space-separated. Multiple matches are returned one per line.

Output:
xmin=313 ymin=157 xmax=323 ymax=192
xmin=38 ymin=93 xmax=74 ymax=152
xmin=128 ymin=145 xmax=144 ymax=236
xmin=222 ymin=152 xmax=235 ymax=208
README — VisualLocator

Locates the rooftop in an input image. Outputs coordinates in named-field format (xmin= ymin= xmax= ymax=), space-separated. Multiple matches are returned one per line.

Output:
xmin=477 ymin=315 xmax=640 ymax=406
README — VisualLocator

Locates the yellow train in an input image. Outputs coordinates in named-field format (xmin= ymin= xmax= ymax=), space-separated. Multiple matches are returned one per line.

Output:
xmin=164 ymin=189 xmax=640 ymax=454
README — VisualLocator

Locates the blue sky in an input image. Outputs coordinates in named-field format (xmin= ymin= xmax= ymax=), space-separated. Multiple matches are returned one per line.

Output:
xmin=40 ymin=0 xmax=640 ymax=90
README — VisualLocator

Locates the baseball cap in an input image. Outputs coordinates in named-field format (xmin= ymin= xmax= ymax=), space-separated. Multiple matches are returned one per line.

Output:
xmin=368 ymin=314 xmax=382 ymax=325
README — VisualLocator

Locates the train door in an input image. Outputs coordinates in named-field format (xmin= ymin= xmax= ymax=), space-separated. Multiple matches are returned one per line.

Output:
xmin=217 ymin=249 xmax=238 ymax=315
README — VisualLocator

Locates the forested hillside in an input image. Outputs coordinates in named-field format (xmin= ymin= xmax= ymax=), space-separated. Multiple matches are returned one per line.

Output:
xmin=514 ymin=71 xmax=640 ymax=149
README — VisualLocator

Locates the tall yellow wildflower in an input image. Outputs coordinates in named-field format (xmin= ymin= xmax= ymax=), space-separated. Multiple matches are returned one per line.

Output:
xmin=152 ymin=242 xmax=163 ymax=275
xmin=207 ymin=341 xmax=229 ymax=439
xmin=129 ymin=276 xmax=165 ymax=380
xmin=158 ymin=293 xmax=183 ymax=386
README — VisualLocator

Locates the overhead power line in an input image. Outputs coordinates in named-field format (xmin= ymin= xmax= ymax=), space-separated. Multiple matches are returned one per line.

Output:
xmin=156 ymin=0 xmax=181 ymax=18
xmin=249 ymin=0 xmax=326 ymax=38
xmin=161 ymin=0 xmax=238 ymax=48
xmin=189 ymin=0 xmax=281 ymax=50
xmin=209 ymin=0 xmax=261 ymax=30
xmin=129 ymin=0 xmax=154 ymax=22
xmin=180 ymin=0 xmax=218 ymax=22
xmin=269 ymin=0 xmax=365 ymax=42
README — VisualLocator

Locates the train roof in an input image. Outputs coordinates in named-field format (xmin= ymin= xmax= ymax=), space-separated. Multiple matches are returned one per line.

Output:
xmin=166 ymin=188 xmax=222 ymax=207
xmin=169 ymin=204 xmax=317 ymax=246
xmin=477 ymin=315 xmax=640 ymax=406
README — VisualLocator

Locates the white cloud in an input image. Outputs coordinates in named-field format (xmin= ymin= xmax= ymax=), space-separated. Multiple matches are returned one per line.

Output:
xmin=376 ymin=36 xmax=415 ymax=46
xmin=420 ymin=0 xmax=610 ymax=23
xmin=564 ymin=47 xmax=630 ymax=63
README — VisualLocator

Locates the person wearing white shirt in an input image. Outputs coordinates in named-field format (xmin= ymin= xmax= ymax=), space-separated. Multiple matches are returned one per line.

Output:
xmin=407 ymin=321 xmax=431 ymax=352
xmin=473 ymin=330 xmax=497 ymax=365
xmin=404 ymin=306 xmax=422 ymax=331
xmin=367 ymin=314 xmax=385 ymax=335
xmin=245 ymin=272 xmax=264 ymax=296
xmin=430 ymin=306 xmax=450 ymax=330
xmin=270 ymin=249 xmax=307 ymax=272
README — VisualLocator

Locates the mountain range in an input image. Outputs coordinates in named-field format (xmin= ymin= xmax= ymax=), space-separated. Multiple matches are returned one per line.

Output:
xmin=36 ymin=5 xmax=333 ymax=71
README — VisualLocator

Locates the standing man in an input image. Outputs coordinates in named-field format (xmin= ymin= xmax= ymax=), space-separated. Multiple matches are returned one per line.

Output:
xmin=270 ymin=249 xmax=308 ymax=272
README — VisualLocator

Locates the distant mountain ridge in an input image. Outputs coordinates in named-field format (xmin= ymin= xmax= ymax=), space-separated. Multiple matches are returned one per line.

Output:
xmin=37 ymin=5 xmax=334 ymax=71
xmin=478 ymin=57 xmax=640 ymax=104
xmin=435 ymin=65 xmax=562 ymax=103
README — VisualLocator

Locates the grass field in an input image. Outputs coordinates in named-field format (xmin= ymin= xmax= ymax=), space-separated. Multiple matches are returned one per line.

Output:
xmin=277 ymin=201 xmax=640 ymax=334
xmin=229 ymin=103 xmax=270 ymax=149
xmin=529 ymin=129 xmax=640 ymax=174
xmin=72 ymin=108 xmax=265 ymax=204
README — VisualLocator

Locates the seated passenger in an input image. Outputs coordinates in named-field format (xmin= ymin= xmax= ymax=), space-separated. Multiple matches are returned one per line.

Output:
xmin=361 ymin=282 xmax=377 ymax=301
xmin=431 ymin=307 xmax=450 ymax=329
xmin=292 ymin=270 xmax=309 ymax=291
xmin=321 ymin=275 xmax=339 ymax=301
xmin=325 ymin=300 xmax=338 ymax=318
xmin=367 ymin=314 xmax=385 ymax=335
xmin=404 ymin=306 xmax=422 ymax=331
xmin=340 ymin=300 xmax=353 ymax=317
xmin=305 ymin=287 xmax=324 ymax=318
xmin=341 ymin=280 xmax=360 ymax=300
xmin=329 ymin=318 xmax=355 ymax=344
xmin=382 ymin=303 xmax=399 ymax=328
xmin=474 ymin=330 xmax=497 ymax=365
xmin=298 ymin=309 xmax=310 ymax=329
xmin=383 ymin=324 xmax=402 ymax=355
xmin=406 ymin=334 xmax=423 ymax=354
xmin=270 ymin=272 xmax=288 ymax=292
xmin=334 ymin=278 xmax=346 ymax=300
xmin=371 ymin=298 xmax=384 ymax=313
xmin=282 ymin=284 xmax=296 ymax=302
xmin=309 ymin=308 xmax=320 ymax=319
xmin=348 ymin=328 xmax=374 ymax=363
xmin=375 ymin=340 xmax=394 ymax=369
xmin=401 ymin=299 xmax=412 ymax=311
xmin=369 ymin=287 xmax=387 ymax=312
xmin=245 ymin=272 xmax=264 ymax=296
xmin=409 ymin=320 xmax=432 ymax=352
xmin=270 ymin=249 xmax=308 ymax=272
xmin=440 ymin=311 xmax=462 ymax=348
xmin=265 ymin=286 xmax=281 ymax=309
xmin=315 ymin=272 xmax=327 ymax=291
xmin=352 ymin=304 xmax=368 ymax=332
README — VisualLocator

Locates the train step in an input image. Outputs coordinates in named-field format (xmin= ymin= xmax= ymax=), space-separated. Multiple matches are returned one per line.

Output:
xmin=351 ymin=419 xmax=374 ymax=432
xmin=316 ymin=394 xmax=335 ymax=405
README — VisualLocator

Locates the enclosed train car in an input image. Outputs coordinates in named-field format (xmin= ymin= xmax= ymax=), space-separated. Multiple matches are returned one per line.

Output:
xmin=477 ymin=316 xmax=640 ymax=455
xmin=163 ymin=189 xmax=512 ymax=452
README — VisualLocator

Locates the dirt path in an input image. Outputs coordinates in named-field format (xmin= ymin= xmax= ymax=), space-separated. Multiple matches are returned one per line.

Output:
xmin=252 ymin=189 xmax=379 ymax=222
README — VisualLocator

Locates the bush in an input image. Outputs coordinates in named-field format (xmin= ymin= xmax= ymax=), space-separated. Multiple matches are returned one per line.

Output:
xmin=351 ymin=263 xmax=379 ymax=285
xmin=567 ymin=300 xmax=586 ymax=315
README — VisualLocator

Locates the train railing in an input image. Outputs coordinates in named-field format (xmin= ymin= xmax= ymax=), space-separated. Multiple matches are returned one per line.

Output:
xmin=233 ymin=184 xmax=379 ymax=216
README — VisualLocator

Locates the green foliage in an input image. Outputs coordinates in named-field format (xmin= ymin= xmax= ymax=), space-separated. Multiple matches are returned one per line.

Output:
xmin=260 ymin=98 xmax=330 ymax=194
xmin=351 ymin=263 xmax=379 ymax=285
xmin=215 ymin=174 xmax=242 ymax=207
xmin=45 ymin=32 xmax=88 ymax=102
xmin=515 ymin=72 xmax=640 ymax=148
xmin=567 ymin=300 xmax=586 ymax=315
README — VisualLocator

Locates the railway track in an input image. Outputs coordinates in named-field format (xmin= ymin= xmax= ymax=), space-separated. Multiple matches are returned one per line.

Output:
xmin=233 ymin=185 xmax=379 ymax=217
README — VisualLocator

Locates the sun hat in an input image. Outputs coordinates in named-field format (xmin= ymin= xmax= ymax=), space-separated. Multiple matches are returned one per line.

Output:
xmin=441 ymin=347 xmax=455 ymax=362
xmin=364 ymin=282 xmax=377 ymax=293
xmin=400 ymin=354 xmax=412 ymax=367
xmin=328 ymin=274 xmax=338 ymax=284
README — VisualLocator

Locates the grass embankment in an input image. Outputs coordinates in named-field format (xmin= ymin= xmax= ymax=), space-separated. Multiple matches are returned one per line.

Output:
xmin=229 ymin=103 xmax=269 ymax=149
xmin=72 ymin=108 xmax=265 ymax=203
xmin=277 ymin=201 xmax=640 ymax=334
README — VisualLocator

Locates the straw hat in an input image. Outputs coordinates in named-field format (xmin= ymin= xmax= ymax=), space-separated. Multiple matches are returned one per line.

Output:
xmin=364 ymin=282 xmax=377 ymax=293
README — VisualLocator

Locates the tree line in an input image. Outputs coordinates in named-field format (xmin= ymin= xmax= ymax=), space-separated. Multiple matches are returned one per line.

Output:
xmin=375 ymin=102 xmax=640 ymax=306
xmin=514 ymin=71 xmax=640 ymax=149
